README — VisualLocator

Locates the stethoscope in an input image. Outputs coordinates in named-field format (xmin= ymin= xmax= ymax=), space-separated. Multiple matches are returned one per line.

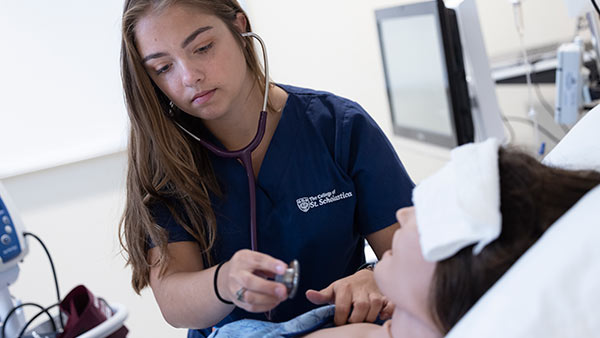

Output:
xmin=173 ymin=32 xmax=299 ymax=299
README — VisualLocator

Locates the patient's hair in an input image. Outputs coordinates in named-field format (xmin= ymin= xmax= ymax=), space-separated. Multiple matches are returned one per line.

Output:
xmin=430 ymin=148 xmax=600 ymax=334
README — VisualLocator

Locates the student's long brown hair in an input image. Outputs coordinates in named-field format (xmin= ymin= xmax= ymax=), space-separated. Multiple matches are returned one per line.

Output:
xmin=118 ymin=0 xmax=270 ymax=294
xmin=430 ymin=148 xmax=600 ymax=333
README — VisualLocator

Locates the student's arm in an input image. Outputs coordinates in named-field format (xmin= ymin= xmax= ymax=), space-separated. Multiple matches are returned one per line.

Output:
xmin=148 ymin=242 xmax=288 ymax=329
xmin=366 ymin=222 xmax=400 ymax=259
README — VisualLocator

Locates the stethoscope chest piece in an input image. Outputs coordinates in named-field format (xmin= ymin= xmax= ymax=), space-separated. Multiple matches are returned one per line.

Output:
xmin=274 ymin=259 xmax=300 ymax=299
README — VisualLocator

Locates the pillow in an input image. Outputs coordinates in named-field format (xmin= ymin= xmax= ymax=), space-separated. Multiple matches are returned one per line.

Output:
xmin=445 ymin=185 xmax=600 ymax=337
xmin=446 ymin=105 xmax=600 ymax=337
xmin=543 ymin=105 xmax=600 ymax=171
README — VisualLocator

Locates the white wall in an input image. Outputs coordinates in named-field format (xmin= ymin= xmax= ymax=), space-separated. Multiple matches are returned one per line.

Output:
xmin=0 ymin=1 xmax=128 ymax=179
xmin=4 ymin=153 xmax=187 ymax=337
xmin=3 ymin=0 xmax=577 ymax=337
xmin=245 ymin=0 xmax=575 ymax=181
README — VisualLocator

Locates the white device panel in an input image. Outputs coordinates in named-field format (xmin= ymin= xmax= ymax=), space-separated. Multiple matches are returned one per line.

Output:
xmin=0 ymin=182 xmax=28 ymax=271
xmin=555 ymin=42 xmax=584 ymax=126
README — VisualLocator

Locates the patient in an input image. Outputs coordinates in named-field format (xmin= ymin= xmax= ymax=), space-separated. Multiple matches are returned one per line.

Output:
xmin=306 ymin=139 xmax=600 ymax=338
xmin=209 ymin=139 xmax=600 ymax=338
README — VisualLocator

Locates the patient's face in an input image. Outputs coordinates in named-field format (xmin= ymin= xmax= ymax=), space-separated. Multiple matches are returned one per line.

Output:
xmin=375 ymin=207 xmax=436 ymax=325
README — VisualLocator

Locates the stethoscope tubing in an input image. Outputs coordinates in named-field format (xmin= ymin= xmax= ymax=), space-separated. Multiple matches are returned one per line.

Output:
xmin=175 ymin=111 xmax=266 ymax=251
xmin=174 ymin=31 xmax=270 ymax=252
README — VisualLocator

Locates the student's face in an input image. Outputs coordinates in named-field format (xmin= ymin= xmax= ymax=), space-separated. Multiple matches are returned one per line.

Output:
xmin=374 ymin=207 xmax=436 ymax=325
xmin=135 ymin=5 xmax=251 ymax=121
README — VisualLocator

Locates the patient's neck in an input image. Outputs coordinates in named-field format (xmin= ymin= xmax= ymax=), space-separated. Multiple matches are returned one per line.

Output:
xmin=391 ymin=308 xmax=442 ymax=338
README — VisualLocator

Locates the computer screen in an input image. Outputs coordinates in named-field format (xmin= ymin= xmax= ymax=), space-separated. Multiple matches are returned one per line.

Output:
xmin=376 ymin=0 xmax=474 ymax=148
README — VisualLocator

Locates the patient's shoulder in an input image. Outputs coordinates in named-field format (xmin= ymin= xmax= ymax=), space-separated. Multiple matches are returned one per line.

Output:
xmin=302 ymin=322 xmax=389 ymax=338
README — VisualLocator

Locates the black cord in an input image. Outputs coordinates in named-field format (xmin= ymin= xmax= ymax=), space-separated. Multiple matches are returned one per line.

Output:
xmin=18 ymin=302 xmax=60 ymax=338
xmin=1 ymin=302 xmax=55 ymax=338
xmin=533 ymin=83 xmax=570 ymax=133
xmin=591 ymin=0 xmax=600 ymax=17
xmin=503 ymin=115 xmax=561 ymax=143
xmin=23 ymin=232 xmax=64 ymax=330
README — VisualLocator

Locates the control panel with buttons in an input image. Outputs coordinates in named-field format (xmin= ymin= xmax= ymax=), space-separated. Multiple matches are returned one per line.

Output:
xmin=0 ymin=182 xmax=28 ymax=271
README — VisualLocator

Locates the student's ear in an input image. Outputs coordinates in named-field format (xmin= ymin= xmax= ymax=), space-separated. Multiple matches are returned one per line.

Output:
xmin=233 ymin=12 xmax=248 ymax=34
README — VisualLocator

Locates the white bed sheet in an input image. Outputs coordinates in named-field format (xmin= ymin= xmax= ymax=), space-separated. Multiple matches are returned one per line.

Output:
xmin=543 ymin=106 xmax=600 ymax=171
xmin=446 ymin=186 xmax=600 ymax=337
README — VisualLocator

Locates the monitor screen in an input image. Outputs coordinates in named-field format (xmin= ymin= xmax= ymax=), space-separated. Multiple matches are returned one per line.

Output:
xmin=376 ymin=0 xmax=474 ymax=147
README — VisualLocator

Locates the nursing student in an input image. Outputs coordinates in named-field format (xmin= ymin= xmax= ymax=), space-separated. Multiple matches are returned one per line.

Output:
xmin=118 ymin=0 xmax=414 ymax=336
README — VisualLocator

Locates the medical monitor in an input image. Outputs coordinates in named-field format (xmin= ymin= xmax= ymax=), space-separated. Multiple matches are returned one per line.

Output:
xmin=376 ymin=0 xmax=473 ymax=147
xmin=375 ymin=0 xmax=505 ymax=148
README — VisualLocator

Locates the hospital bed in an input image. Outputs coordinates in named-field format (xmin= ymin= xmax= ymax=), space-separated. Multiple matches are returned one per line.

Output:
xmin=446 ymin=105 xmax=600 ymax=337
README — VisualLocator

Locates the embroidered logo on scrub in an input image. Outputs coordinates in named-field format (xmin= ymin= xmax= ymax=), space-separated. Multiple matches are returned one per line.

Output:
xmin=296 ymin=189 xmax=353 ymax=213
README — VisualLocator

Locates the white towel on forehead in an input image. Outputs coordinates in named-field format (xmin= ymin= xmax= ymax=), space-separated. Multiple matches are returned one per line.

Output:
xmin=413 ymin=138 xmax=502 ymax=262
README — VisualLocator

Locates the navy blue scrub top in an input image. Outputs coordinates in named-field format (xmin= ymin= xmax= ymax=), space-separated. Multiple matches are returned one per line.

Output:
xmin=150 ymin=85 xmax=415 ymax=337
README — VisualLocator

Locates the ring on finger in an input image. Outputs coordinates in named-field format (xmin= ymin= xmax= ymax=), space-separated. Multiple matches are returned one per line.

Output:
xmin=236 ymin=287 xmax=247 ymax=303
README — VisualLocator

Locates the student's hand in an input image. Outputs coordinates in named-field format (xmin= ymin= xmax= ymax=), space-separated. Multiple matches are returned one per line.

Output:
xmin=306 ymin=269 xmax=394 ymax=326
xmin=219 ymin=249 xmax=289 ymax=312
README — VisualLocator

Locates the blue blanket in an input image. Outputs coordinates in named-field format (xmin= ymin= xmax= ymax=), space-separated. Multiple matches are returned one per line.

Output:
xmin=208 ymin=305 xmax=336 ymax=338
